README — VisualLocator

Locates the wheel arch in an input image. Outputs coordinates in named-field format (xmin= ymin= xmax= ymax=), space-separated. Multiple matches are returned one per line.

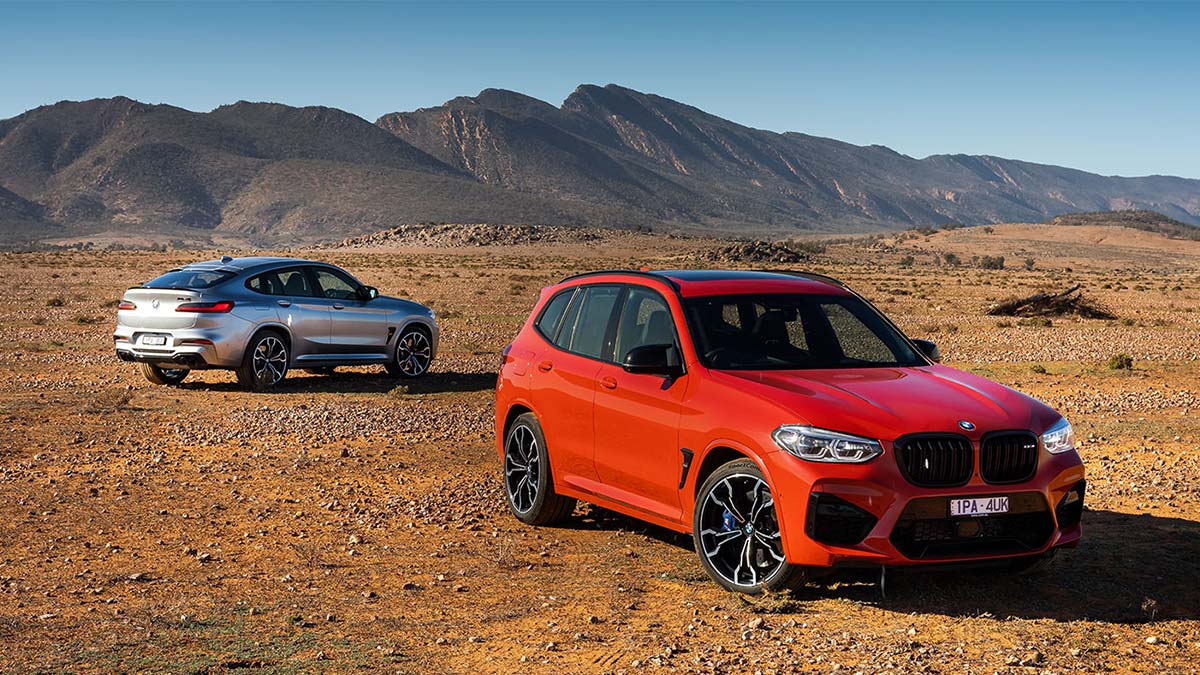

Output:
xmin=394 ymin=318 xmax=437 ymax=358
xmin=690 ymin=441 xmax=777 ymax=498
xmin=685 ymin=441 xmax=791 ymax=557
xmin=500 ymin=400 xmax=536 ymax=444
xmin=245 ymin=322 xmax=293 ymax=355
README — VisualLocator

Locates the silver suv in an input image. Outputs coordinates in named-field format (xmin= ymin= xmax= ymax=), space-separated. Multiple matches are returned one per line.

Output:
xmin=114 ymin=256 xmax=438 ymax=391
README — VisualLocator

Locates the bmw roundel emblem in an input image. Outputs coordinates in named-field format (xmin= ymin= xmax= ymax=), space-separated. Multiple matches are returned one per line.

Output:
xmin=958 ymin=420 xmax=976 ymax=431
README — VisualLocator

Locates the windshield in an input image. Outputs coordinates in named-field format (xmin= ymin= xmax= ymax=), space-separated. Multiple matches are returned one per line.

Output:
xmin=685 ymin=293 xmax=925 ymax=370
xmin=143 ymin=268 xmax=235 ymax=290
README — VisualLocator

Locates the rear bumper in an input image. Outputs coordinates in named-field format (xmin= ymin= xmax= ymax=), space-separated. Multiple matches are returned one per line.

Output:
xmin=113 ymin=326 xmax=243 ymax=369
xmin=766 ymin=450 xmax=1086 ymax=568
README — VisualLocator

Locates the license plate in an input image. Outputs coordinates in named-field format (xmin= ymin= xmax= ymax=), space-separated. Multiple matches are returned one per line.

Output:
xmin=949 ymin=496 xmax=1009 ymax=517
xmin=142 ymin=335 xmax=167 ymax=346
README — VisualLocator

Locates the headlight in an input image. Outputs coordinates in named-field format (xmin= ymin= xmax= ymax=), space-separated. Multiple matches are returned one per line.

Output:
xmin=772 ymin=425 xmax=883 ymax=463
xmin=1042 ymin=417 xmax=1075 ymax=454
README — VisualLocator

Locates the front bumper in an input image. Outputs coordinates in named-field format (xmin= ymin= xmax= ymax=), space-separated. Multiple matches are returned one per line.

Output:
xmin=765 ymin=448 xmax=1085 ymax=568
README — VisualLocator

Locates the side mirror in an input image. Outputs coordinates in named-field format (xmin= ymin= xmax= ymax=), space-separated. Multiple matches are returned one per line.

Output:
xmin=357 ymin=286 xmax=379 ymax=301
xmin=912 ymin=338 xmax=941 ymax=363
xmin=622 ymin=344 xmax=684 ymax=377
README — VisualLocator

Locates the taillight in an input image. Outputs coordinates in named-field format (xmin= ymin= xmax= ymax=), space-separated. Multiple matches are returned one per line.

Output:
xmin=176 ymin=300 xmax=235 ymax=313
xmin=117 ymin=300 xmax=136 ymax=311
xmin=499 ymin=343 xmax=513 ymax=370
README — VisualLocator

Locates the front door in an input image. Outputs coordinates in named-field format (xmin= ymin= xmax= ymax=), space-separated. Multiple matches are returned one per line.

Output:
xmin=592 ymin=287 xmax=686 ymax=520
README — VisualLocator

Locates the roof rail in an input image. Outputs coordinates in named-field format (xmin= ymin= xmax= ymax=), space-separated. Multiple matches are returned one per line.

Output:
xmin=558 ymin=269 xmax=681 ymax=291
xmin=753 ymin=270 xmax=848 ymax=288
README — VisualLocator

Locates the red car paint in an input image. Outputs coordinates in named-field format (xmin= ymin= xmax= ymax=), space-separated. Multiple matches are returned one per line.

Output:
xmin=495 ymin=270 xmax=1084 ymax=570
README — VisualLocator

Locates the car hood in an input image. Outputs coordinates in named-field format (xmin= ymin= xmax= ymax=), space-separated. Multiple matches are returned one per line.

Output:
xmin=715 ymin=364 xmax=1061 ymax=442
xmin=374 ymin=296 xmax=434 ymax=316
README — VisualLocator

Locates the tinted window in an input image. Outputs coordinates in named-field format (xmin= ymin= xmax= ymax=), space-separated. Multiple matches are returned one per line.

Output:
xmin=553 ymin=292 xmax=584 ymax=350
xmin=144 ymin=269 xmax=233 ymax=290
xmin=247 ymin=268 xmax=314 ymax=296
xmin=686 ymin=293 xmax=922 ymax=370
xmin=535 ymin=290 xmax=574 ymax=341
xmin=312 ymin=268 xmax=359 ymax=300
xmin=560 ymin=286 xmax=621 ymax=359
xmin=614 ymin=288 xmax=676 ymax=362
xmin=822 ymin=302 xmax=893 ymax=362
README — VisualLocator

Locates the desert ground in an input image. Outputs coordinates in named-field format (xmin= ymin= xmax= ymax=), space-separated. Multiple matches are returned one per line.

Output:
xmin=2 ymin=223 xmax=1199 ymax=673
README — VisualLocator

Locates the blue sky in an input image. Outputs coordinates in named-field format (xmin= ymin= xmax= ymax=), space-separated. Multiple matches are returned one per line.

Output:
xmin=2 ymin=1 xmax=1197 ymax=178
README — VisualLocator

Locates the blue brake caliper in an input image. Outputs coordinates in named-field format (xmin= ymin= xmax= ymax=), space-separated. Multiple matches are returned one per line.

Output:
xmin=722 ymin=510 xmax=737 ymax=531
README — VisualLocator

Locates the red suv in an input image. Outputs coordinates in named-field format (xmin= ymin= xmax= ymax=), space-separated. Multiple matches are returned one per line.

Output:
xmin=495 ymin=270 xmax=1085 ymax=593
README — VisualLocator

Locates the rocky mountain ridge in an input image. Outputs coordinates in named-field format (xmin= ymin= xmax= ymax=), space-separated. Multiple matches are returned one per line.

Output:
xmin=1 ymin=85 xmax=1197 ymax=244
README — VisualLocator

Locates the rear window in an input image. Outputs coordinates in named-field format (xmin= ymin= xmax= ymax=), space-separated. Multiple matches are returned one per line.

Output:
xmin=534 ymin=289 xmax=575 ymax=341
xmin=143 ymin=269 xmax=234 ymax=290
xmin=564 ymin=286 xmax=622 ymax=359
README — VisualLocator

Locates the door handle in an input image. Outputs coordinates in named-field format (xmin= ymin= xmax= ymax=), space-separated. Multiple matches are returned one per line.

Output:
xmin=599 ymin=376 xmax=618 ymax=390
xmin=333 ymin=303 xmax=345 ymax=310
xmin=276 ymin=300 xmax=291 ymax=307
xmin=537 ymin=360 xmax=553 ymax=373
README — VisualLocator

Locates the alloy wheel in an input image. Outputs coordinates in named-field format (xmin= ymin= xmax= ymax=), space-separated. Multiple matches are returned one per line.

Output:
xmin=252 ymin=336 xmax=288 ymax=386
xmin=504 ymin=424 xmax=540 ymax=514
xmin=697 ymin=473 xmax=787 ymax=588
xmin=395 ymin=329 xmax=432 ymax=376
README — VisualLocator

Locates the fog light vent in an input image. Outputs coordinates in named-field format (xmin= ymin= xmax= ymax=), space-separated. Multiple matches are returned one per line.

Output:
xmin=805 ymin=493 xmax=877 ymax=547
xmin=1056 ymin=480 xmax=1085 ymax=529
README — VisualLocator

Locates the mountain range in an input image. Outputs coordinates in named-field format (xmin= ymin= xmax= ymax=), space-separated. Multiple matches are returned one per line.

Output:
xmin=1 ymin=84 xmax=1197 ymax=245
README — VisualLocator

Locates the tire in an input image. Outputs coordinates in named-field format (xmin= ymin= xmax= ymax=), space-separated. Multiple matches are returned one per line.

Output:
xmin=139 ymin=362 xmax=188 ymax=386
xmin=384 ymin=325 xmax=433 ymax=378
xmin=502 ymin=413 xmax=575 ymax=525
xmin=692 ymin=459 xmax=807 ymax=594
xmin=236 ymin=331 xmax=290 ymax=392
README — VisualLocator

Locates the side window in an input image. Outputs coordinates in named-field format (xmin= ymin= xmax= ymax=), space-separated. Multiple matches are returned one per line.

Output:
xmin=563 ymin=286 xmax=622 ymax=359
xmin=552 ymin=292 xmax=584 ymax=350
xmin=312 ymin=268 xmax=359 ymax=300
xmin=614 ymin=288 xmax=675 ymax=362
xmin=821 ymin=302 xmax=893 ymax=362
xmin=535 ymin=290 xmax=574 ymax=342
xmin=276 ymin=268 xmax=314 ymax=297
xmin=246 ymin=272 xmax=282 ymax=295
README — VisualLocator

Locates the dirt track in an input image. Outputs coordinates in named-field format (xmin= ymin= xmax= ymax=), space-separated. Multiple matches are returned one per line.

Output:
xmin=2 ymin=228 xmax=1199 ymax=673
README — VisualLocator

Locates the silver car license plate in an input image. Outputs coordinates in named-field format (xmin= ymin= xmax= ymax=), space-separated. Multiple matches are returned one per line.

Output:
xmin=949 ymin=496 xmax=1009 ymax=517
xmin=142 ymin=335 xmax=168 ymax=346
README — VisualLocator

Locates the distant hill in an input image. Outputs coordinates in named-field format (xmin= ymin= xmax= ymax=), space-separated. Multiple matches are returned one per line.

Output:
xmin=1045 ymin=210 xmax=1200 ymax=240
xmin=1 ymin=85 xmax=1198 ymax=244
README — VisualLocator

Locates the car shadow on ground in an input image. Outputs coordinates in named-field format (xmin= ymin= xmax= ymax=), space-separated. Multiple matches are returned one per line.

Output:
xmin=573 ymin=506 xmax=1200 ymax=623
xmin=174 ymin=369 xmax=496 ymax=395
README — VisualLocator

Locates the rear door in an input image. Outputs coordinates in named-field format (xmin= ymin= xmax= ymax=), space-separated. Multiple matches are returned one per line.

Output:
xmin=264 ymin=267 xmax=331 ymax=357
xmin=309 ymin=266 xmax=390 ymax=355
xmin=528 ymin=285 xmax=622 ymax=486
xmin=592 ymin=286 xmax=687 ymax=520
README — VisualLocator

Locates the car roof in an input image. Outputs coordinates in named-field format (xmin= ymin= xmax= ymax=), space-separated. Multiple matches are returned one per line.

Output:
xmin=180 ymin=256 xmax=319 ymax=274
xmin=558 ymin=269 xmax=852 ymax=298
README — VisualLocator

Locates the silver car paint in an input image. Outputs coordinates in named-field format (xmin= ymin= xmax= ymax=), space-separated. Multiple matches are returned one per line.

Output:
xmin=114 ymin=257 xmax=438 ymax=371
